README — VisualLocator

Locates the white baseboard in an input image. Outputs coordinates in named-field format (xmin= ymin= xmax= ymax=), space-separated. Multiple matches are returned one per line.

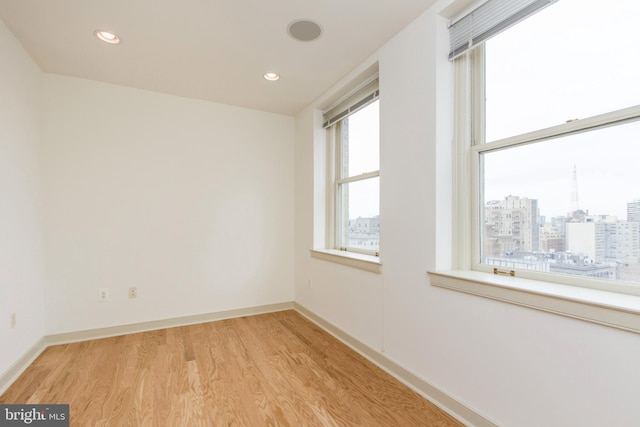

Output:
xmin=46 ymin=302 xmax=295 ymax=345
xmin=1 ymin=302 xmax=294 ymax=396
xmin=0 ymin=337 xmax=48 ymax=396
xmin=294 ymin=303 xmax=498 ymax=427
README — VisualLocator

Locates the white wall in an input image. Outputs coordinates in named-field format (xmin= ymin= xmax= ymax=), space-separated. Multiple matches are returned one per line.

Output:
xmin=0 ymin=21 xmax=46 ymax=375
xmin=294 ymin=2 xmax=640 ymax=426
xmin=42 ymin=75 xmax=295 ymax=334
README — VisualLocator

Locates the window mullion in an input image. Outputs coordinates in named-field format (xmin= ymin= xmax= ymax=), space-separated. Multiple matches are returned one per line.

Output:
xmin=336 ymin=171 xmax=380 ymax=185
xmin=335 ymin=119 xmax=351 ymax=251
xmin=453 ymin=51 xmax=476 ymax=270
xmin=471 ymin=46 xmax=486 ymax=270
xmin=326 ymin=123 xmax=337 ymax=250
xmin=324 ymin=88 xmax=380 ymax=258
xmin=476 ymin=104 xmax=640 ymax=155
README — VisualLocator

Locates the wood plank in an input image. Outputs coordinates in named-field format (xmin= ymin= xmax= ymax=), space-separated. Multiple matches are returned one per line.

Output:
xmin=0 ymin=310 xmax=463 ymax=426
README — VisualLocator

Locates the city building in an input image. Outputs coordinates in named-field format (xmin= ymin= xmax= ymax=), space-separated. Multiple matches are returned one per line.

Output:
xmin=484 ymin=195 xmax=540 ymax=257
xmin=550 ymin=259 xmax=615 ymax=280
xmin=628 ymin=199 xmax=640 ymax=223
xmin=348 ymin=216 xmax=380 ymax=250
xmin=540 ymin=223 xmax=566 ymax=253
xmin=566 ymin=221 xmax=599 ymax=260
xmin=551 ymin=216 xmax=569 ymax=236
xmin=567 ymin=216 xmax=639 ymax=263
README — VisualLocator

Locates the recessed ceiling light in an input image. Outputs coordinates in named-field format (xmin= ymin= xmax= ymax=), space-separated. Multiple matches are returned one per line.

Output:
xmin=287 ymin=19 xmax=323 ymax=42
xmin=94 ymin=30 xmax=120 ymax=44
xmin=263 ymin=72 xmax=280 ymax=81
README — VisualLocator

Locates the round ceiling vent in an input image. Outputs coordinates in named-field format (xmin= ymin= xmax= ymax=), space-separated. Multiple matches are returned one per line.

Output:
xmin=287 ymin=19 xmax=323 ymax=42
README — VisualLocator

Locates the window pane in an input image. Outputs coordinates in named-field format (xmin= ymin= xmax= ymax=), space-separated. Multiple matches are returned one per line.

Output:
xmin=338 ymin=177 xmax=380 ymax=251
xmin=340 ymin=100 xmax=379 ymax=177
xmin=481 ymin=120 xmax=640 ymax=286
xmin=485 ymin=0 xmax=640 ymax=141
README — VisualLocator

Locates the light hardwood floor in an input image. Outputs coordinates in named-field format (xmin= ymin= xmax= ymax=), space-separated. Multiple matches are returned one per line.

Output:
xmin=1 ymin=310 xmax=463 ymax=426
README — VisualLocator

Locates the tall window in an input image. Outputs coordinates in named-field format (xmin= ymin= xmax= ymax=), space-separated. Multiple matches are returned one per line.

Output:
xmin=453 ymin=0 xmax=640 ymax=295
xmin=324 ymin=81 xmax=380 ymax=256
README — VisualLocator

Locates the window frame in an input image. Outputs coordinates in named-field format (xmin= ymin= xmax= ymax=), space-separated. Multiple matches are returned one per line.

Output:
xmin=428 ymin=15 xmax=640 ymax=334
xmin=325 ymin=97 xmax=380 ymax=257
xmin=464 ymin=45 xmax=640 ymax=297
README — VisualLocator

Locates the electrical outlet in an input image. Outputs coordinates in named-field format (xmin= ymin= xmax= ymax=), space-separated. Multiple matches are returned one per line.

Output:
xmin=10 ymin=313 xmax=16 ymax=328
xmin=128 ymin=287 xmax=137 ymax=299
xmin=98 ymin=288 xmax=110 ymax=302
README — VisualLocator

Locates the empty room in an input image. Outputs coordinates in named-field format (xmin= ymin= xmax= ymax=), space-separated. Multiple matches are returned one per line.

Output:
xmin=1 ymin=0 xmax=639 ymax=425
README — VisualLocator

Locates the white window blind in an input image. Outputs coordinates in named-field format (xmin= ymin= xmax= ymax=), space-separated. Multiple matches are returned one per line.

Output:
xmin=448 ymin=0 xmax=557 ymax=60
xmin=323 ymin=80 xmax=379 ymax=128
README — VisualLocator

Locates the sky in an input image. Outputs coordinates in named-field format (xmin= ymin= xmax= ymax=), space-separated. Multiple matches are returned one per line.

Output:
xmin=484 ymin=0 xmax=640 ymax=219
xmin=343 ymin=100 xmax=380 ymax=219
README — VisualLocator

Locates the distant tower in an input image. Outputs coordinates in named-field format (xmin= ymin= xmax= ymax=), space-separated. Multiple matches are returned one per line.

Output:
xmin=571 ymin=164 xmax=579 ymax=213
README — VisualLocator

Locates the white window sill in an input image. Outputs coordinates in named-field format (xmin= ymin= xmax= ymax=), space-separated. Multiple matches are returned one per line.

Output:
xmin=310 ymin=249 xmax=382 ymax=274
xmin=428 ymin=270 xmax=640 ymax=334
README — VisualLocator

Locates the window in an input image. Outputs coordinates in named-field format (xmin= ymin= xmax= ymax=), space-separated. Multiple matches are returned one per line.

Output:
xmin=451 ymin=0 xmax=640 ymax=296
xmin=324 ymin=81 xmax=380 ymax=257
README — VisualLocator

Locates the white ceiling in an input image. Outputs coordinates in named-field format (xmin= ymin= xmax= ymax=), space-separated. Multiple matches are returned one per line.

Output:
xmin=0 ymin=0 xmax=437 ymax=116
